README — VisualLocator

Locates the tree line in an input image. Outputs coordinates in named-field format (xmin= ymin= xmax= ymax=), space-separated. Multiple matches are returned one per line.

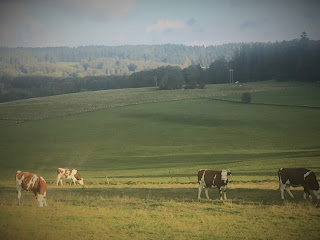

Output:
xmin=0 ymin=65 xmax=205 ymax=102
xmin=0 ymin=32 xmax=319 ymax=102
xmin=0 ymin=43 xmax=240 ymax=78
xmin=231 ymin=32 xmax=320 ymax=83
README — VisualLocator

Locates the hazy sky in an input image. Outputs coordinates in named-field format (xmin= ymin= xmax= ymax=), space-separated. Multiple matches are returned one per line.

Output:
xmin=1 ymin=0 xmax=320 ymax=47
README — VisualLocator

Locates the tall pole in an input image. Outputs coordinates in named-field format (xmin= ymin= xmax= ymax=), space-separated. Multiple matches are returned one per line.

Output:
xmin=154 ymin=76 xmax=157 ymax=87
xmin=232 ymin=69 xmax=233 ymax=84
xmin=229 ymin=69 xmax=234 ymax=84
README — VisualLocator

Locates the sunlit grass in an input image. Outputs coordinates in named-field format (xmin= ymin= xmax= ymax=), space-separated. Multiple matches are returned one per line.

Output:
xmin=1 ymin=183 xmax=319 ymax=240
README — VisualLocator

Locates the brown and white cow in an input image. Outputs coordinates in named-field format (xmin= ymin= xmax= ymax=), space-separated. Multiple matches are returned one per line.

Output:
xmin=278 ymin=168 xmax=320 ymax=200
xmin=15 ymin=171 xmax=47 ymax=207
xmin=198 ymin=169 xmax=232 ymax=200
xmin=56 ymin=168 xmax=84 ymax=186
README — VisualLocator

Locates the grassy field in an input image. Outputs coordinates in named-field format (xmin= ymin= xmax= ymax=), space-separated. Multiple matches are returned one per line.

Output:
xmin=0 ymin=81 xmax=320 ymax=239
xmin=56 ymin=62 xmax=79 ymax=67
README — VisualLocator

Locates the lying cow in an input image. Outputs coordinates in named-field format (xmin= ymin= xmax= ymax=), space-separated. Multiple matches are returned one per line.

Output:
xmin=15 ymin=171 xmax=47 ymax=207
xmin=278 ymin=168 xmax=320 ymax=200
xmin=198 ymin=169 xmax=232 ymax=200
xmin=56 ymin=168 xmax=84 ymax=186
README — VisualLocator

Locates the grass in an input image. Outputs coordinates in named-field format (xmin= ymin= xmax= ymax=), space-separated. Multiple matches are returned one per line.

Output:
xmin=0 ymin=80 xmax=304 ymax=121
xmin=56 ymin=62 xmax=79 ymax=67
xmin=0 ymin=81 xmax=320 ymax=239
xmin=222 ymin=82 xmax=320 ymax=107
xmin=1 ymin=184 xmax=319 ymax=240
xmin=1 ymin=98 xmax=320 ymax=182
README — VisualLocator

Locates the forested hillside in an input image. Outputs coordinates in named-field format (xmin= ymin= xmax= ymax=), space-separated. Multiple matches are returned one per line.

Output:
xmin=0 ymin=44 xmax=240 ymax=78
xmin=0 ymin=33 xmax=319 ymax=103
xmin=232 ymin=32 xmax=320 ymax=83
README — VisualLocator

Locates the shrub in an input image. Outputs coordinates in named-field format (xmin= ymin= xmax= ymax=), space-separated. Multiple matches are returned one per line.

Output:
xmin=241 ymin=92 xmax=251 ymax=103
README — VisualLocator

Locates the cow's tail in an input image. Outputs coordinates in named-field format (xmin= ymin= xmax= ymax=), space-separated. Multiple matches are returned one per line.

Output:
xmin=278 ymin=168 xmax=283 ymax=190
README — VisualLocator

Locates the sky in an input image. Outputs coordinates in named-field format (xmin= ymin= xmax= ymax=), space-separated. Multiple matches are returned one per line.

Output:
xmin=0 ymin=0 xmax=320 ymax=47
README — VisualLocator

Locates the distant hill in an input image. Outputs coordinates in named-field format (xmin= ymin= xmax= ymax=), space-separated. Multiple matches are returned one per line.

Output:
xmin=0 ymin=43 xmax=241 ymax=78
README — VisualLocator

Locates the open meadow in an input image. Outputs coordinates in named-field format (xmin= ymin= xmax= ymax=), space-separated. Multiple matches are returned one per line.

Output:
xmin=1 ymin=81 xmax=320 ymax=239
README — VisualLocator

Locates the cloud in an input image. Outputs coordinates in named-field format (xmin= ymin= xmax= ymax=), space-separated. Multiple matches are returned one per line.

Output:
xmin=187 ymin=18 xmax=197 ymax=26
xmin=0 ymin=0 xmax=137 ymax=46
xmin=54 ymin=0 xmax=137 ymax=21
xmin=146 ymin=19 xmax=188 ymax=33
xmin=240 ymin=18 xmax=267 ymax=31
xmin=188 ymin=40 xmax=226 ymax=46
xmin=0 ymin=1 xmax=44 ymax=46
xmin=240 ymin=21 xmax=258 ymax=31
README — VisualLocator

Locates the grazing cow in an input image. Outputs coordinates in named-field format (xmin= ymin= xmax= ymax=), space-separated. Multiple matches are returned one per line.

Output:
xmin=15 ymin=171 xmax=47 ymax=207
xmin=278 ymin=168 xmax=320 ymax=200
xmin=56 ymin=168 xmax=84 ymax=186
xmin=198 ymin=169 xmax=232 ymax=200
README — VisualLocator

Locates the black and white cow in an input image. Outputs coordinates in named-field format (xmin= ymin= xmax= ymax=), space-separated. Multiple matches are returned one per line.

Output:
xmin=278 ymin=168 xmax=320 ymax=200
xmin=198 ymin=169 xmax=232 ymax=200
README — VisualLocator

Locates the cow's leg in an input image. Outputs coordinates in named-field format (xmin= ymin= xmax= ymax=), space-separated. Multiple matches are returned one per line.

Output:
xmin=198 ymin=179 xmax=205 ymax=200
xmin=312 ymin=190 xmax=320 ymax=200
xmin=16 ymin=182 xmax=23 ymax=205
xmin=71 ymin=176 xmax=77 ymax=185
xmin=279 ymin=177 xmax=286 ymax=200
xmin=56 ymin=175 xmax=60 ymax=186
xmin=204 ymin=188 xmax=210 ymax=199
xmin=285 ymin=185 xmax=294 ymax=199
xmin=44 ymin=191 xmax=47 ymax=206
xmin=303 ymin=187 xmax=312 ymax=200
xmin=221 ymin=186 xmax=227 ymax=200
xmin=279 ymin=185 xmax=285 ymax=200
xmin=218 ymin=187 xmax=224 ymax=200
xmin=197 ymin=185 xmax=203 ymax=200
xmin=17 ymin=189 xmax=22 ymax=205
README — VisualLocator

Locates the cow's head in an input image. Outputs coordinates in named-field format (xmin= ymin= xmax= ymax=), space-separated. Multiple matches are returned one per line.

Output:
xmin=305 ymin=171 xmax=320 ymax=199
xmin=221 ymin=170 xmax=228 ymax=184
xmin=77 ymin=178 xmax=84 ymax=186
xmin=33 ymin=194 xmax=47 ymax=207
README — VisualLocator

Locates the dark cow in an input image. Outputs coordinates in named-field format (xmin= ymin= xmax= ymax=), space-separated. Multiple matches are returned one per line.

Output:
xmin=278 ymin=168 xmax=320 ymax=200
xmin=198 ymin=169 xmax=232 ymax=200
xmin=15 ymin=171 xmax=47 ymax=207
xmin=56 ymin=168 xmax=84 ymax=186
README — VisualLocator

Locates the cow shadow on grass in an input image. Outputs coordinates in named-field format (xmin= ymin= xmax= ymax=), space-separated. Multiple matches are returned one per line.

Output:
xmin=47 ymin=186 xmax=319 ymax=207
xmin=1 ymin=186 xmax=318 ymax=207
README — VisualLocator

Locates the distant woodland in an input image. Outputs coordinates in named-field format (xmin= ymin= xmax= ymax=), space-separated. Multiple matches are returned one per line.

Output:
xmin=0 ymin=33 xmax=319 ymax=102
xmin=0 ymin=44 xmax=240 ymax=78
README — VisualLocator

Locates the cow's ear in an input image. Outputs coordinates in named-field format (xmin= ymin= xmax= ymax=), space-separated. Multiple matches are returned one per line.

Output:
xmin=33 ymin=196 xmax=37 ymax=200
xmin=44 ymin=197 xmax=48 ymax=200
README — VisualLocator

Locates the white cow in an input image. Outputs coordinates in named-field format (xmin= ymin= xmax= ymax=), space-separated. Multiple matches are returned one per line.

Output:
xmin=56 ymin=168 xmax=84 ymax=186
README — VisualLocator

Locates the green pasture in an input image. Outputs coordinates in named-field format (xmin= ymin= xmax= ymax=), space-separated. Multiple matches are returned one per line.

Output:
xmin=1 ymin=98 xmax=320 ymax=183
xmin=1 ymin=81 xmax=320 ymax=239
xmin=56 ymin=62 xmax=79 ymax=67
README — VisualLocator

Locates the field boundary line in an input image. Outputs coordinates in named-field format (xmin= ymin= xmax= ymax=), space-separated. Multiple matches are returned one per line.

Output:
xmin=210 ymin=98 xmax=320 ymax=110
